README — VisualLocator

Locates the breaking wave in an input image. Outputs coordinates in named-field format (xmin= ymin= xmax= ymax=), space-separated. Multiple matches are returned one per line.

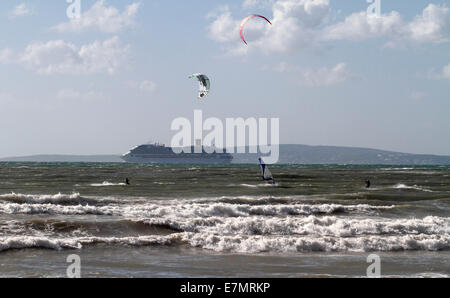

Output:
xmin=0 ymin=192 xmax=138 ymax=206
xmin=0 ymin=201 xmax=394 ymax=217
xmin=0 ymin=235 xmax=176 ymax=253
xmin=136 ymin=215 xmax=449 ymax=237
xmin=1 ymin=232 xmax=448 ymax=254
xmin=90 ymin=181 xmax=126 ymax=187
xmin=0 ymin=192 xmax=448 ymax=254
xmin=180 ymin=233 xmax=450 ymax=253
xmin=240 ymin=184 xmax=278 ymax=188
xmin=0 ymin=193 xmax=86 ymax=204
xmin=394 ymin=184 xmax=433 ymax=192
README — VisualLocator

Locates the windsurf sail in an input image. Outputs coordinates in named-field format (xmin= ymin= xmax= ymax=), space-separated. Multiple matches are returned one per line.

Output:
xmin=259 ymin=157 xmax=275 ymax=184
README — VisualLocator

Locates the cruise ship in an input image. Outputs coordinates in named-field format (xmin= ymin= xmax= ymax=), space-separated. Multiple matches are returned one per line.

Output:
xmin=121 ymin=143 xmax=233 ymax=164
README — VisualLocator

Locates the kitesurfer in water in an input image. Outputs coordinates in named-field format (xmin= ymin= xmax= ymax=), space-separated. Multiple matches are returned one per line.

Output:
xmin=366 ymin=180 xmax=371 ymax=188
xmin=125 ymin=178 xmax=130 ymax=185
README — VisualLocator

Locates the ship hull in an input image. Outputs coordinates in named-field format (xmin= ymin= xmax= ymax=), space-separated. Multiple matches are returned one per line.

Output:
xmin=122 ymin=144 xmax=233 ymax=164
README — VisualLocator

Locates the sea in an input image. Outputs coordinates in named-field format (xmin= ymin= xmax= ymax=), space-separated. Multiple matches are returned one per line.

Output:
xmin=0 ymin=162 xmax=449 ymax=278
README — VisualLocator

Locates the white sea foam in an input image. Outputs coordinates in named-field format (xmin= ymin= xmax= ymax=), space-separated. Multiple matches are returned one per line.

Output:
xmin=409 ymin=273 xmax=450 ymax=278
xmin=377 ymin=272 xmax=450 ymax=278
xmin=0 ymin=192 xmax=136 ymax=205
xmin=0 ymin=203 xmax=110 ymax=216
xmin=0 ymin=236 xmax=82 ymax=252
xmin=394 ymin=184 xmax=433 ymax=192
xmin=0 ymin=235 xmax=175 ymax=253
xmin=153 ymin=182 xmax=175 ymax=185
xmin=139 ymin=215 xmax=450 ymax=237
xmin=240 ymin=184 xmax=277 ymax=188
xmin=90 ymin=181 xmax=126 ymax=187
xmin=380 ymin=168 xmax=415 ymax=171
xmin=0 ymin=191 xmax=447 ymax=254
xmin=0 ymin=221 xmax=29 ymax=236
xmin=0 ymin=193 xmax=336 ymax=207
xmin=0 ymin=192 xmax=82 ymax=204
xmin=1 ymin=231 xmax=448 ymax=253
xmin=0 ymin=201 xmax=394 ymax=218
xmin=180 ymin=233 xmax=450 ymax=253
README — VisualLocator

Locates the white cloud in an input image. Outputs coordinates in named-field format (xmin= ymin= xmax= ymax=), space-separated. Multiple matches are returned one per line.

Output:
xmin=208 ymin=1 xmax=450 ymax=55
xmin=408 ymin=4 xmax=449 ymax=44
xmin=242 ymin=0 xmax=274 ymax=9
xmin=11 ymin=3 xmax=32 ymax=17
xmin=272 ymin=61 xmax=293 ymax=73
xmin=208 ymin=7 xmax=241 ymax=44
xmin=263 ymin=0 xmax=330 ymax=53
xmin=299 ymin=63 xmax=352 ymax=87
xmin=53 ymin=0 xmax=140 ymax=33
xmin=0 ymin=36 xmax=129 ymax=75
xmin=242 ymin=0 xmax=259 ymax=9
xmin=274 ymin=0 xmax=330 ymax=28
xmin=442 ymin=63 xmax=450 ymax=80
xmin=269 ymin=61 xmax=353 ymax=87
xmin=427 ymin=63 xmax=450 ymax=81
xmin=0 ymin=49 xmax=15 ymax=64
xmin=209 ymin=0 xmax=330 ymax=55
xmin=321 ymin=4 xmax=449 ymax=44
xmin=0 ymin=92 xmax=14 ymax=104
xmin=138 ymin=80 xmax=157 ymax=92
xmin=321 ymin=11 xmax=404 ymax=41
xmin=128 ymin=80 xmax=158 ymax=93
xmin=410 ymin=91 xmax=428 ymax=100
xmin=57 ymin=89 xmax=108 ymax=101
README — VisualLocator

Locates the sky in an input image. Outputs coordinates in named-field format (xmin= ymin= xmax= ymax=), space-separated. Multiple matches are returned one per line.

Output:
xmin=0 ymin=0 xmax=449 ymax=157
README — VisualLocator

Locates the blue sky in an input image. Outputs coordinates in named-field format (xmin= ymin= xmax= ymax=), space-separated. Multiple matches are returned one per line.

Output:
xmin=0 ymin=0 xmax=449 ymax=157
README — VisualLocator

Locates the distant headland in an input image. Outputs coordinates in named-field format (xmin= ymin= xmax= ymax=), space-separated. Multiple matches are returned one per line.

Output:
xmin=1 ymin=145 xmax=450 ymax=165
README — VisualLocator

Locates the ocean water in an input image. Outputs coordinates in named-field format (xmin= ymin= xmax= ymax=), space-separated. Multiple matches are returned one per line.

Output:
xmin=0 ymin=162 xmax=449 ymax=278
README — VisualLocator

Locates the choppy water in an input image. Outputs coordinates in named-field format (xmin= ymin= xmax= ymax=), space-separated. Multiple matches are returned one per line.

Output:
xmin=0 ymin=163 xmax=449 ymax=278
